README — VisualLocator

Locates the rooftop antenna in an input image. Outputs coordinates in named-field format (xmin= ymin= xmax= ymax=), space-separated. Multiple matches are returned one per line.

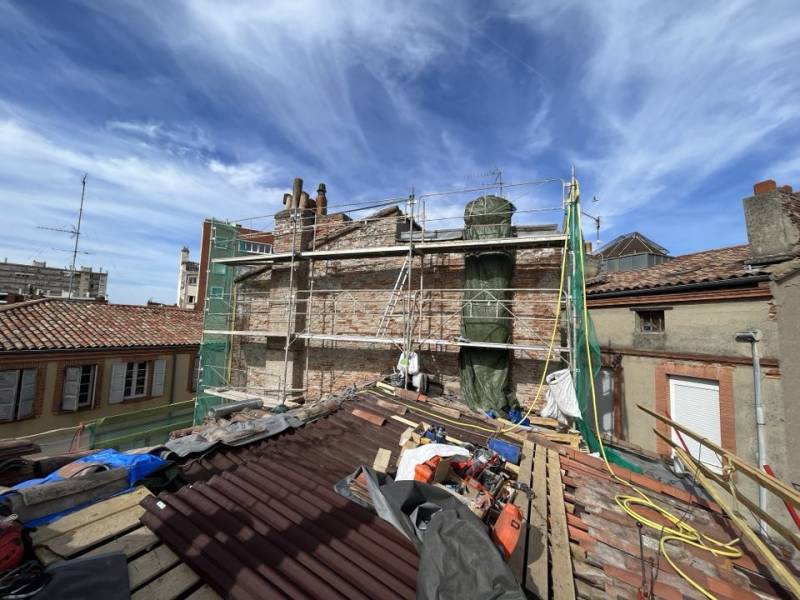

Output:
xmin=38 ymin=173 xmax=88 ymax=299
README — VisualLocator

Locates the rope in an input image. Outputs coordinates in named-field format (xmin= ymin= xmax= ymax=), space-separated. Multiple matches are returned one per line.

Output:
xmin=575 ymin=200 xmax=742 ymax=599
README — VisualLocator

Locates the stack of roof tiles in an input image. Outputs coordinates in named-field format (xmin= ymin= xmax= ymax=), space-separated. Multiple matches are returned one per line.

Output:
xmin=0 ymin=298 xmax=201 ymax=351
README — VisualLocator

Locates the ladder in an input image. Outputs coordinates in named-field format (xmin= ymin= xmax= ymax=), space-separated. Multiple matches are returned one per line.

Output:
xmin=376 ymin=255 xmax=410 ymax=337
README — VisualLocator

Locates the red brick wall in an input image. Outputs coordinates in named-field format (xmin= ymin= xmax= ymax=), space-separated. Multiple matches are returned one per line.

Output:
xmin=232 ymin=209 xmax=564 ymax=405
xmin=654 ymin=361 xmax=736 ymax=456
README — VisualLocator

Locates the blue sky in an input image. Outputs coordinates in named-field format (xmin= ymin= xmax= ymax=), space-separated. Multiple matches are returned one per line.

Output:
xmin=1 ymin=1 xmax=798 ymax=304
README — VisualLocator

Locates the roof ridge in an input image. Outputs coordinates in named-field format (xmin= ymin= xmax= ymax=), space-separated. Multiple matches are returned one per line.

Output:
xmin=671 ymin=243 xmax=749 ymax=260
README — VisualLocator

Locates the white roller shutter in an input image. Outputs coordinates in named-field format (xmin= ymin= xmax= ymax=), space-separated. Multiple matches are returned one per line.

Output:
xmin=669 ymin=376 xmax=722 ymax=473
xmin=17 ymin=369 xmax=36 ymax=419
xmin=109 ymin=363 xmax=127 ymax=404
xmin=62 ymin=367 xmax=81 ymax=412
xmin=0 ymin=370 xmax=19 ymax=421
xmin=151 ymin=359 xmax=167 ymax=397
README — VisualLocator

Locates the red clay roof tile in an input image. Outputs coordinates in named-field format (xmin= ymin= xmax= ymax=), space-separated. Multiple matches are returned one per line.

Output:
xmin=0 ymin=298 xmax=201 ymax=351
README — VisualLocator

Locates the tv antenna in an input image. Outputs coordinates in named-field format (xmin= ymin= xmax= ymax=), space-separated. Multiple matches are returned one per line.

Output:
xmin=37 ymin=173 xmax=88 ymax=299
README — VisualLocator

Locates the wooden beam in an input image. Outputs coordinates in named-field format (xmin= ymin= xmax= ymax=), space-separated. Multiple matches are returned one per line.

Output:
xmin=654 ymin=430 xmax=800 ymax=551
xmin=639 ymin=404 xmax=800 ymax=510
xmin=527 ymin=444 xmax=549 ymax=599
xmin=547 ymin=449 xmax=576 ymax=600
xmin=509 ymin=440 xmax=533 ymax=583
xmin=669 ymin=442 xmax=800 ymax=598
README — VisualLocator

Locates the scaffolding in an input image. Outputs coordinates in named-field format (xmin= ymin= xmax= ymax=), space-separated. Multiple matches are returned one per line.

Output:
xmin=196 ymin=177 xmax=581 ymax=416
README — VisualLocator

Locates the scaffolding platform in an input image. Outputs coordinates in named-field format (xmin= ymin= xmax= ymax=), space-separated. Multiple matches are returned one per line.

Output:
xmin=211 ymin=233 xmax=567 ymax=266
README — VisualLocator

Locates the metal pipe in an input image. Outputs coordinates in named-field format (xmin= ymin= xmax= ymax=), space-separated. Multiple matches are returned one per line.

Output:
xmin=208 ymin=399 xmax=263 ymax=418
xmin=735 ymin=329 xmax=766 ymax=533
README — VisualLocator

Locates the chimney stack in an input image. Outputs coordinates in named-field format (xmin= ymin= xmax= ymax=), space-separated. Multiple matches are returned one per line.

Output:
xmin=743 ymin=180 xmax=800 ymax=265
xmin=316 ymin=183 xmax=328 ymax=216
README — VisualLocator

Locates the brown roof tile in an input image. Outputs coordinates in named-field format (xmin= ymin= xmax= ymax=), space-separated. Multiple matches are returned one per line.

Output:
xmin=586 ymin=245 xmax=767 ymax=295
xmin=0 ymin=298 xmax=201 ymax=351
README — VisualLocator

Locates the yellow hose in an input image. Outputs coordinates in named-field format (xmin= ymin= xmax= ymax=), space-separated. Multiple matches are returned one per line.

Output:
xmin=575 ymin=203 xmax=741 ymax=599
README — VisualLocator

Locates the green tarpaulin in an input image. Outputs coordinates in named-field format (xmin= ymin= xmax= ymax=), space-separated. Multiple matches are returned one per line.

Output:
xmin=459 ymin=195 xmax=517 ymax=414
xmin=567 ymin=184 xmax=640 ymax=472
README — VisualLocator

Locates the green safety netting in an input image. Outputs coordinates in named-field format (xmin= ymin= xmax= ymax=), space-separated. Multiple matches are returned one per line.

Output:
xmin=194 ymin=220 xmax=240 ymax=424
xmin=459 ymin=195 xmax=517 ymax=414
xmin=567 ymin=193 xmax=640 ymax=472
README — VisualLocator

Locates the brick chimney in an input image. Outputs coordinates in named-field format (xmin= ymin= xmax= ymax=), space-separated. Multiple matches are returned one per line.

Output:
xmin=743 ymin=180 xmax=800 ymax=265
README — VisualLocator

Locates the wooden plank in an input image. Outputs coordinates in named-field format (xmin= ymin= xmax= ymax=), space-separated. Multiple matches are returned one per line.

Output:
xmin=508 ymin=440 xmax=534 ymax=583
xmin=375 ymin=398 xmax=407 ymax=415
xmin=185 ymin=585 xmax=222 ymax=600
xmin=640 ymin=404 xmax=800 ymax=510
xmin=36 ymin=504 xmax=145 ymax=560
xmin=670 ymin=443 xmax=800 ymax=598
xmin=128 ymin=543 xmax=181 ymax=590
xmin=31 ymin=487 xmax=151 ymax=545
xmin=527 ymin=444 xmax=549 ymax=599
xmin=390 ymin=414 xmax=419 ymax=428
xmin=654 ymin=430 xmax=800 ymax=550
xmin=131 ymin=562 xmax=201 ymax=600
xmin=84 ymin=525 xmax=160 ymax=559
xmin=373 ymin=448 xmax=392 ymax=473
xmin=547 ymin=449 xmax=576 ymax=600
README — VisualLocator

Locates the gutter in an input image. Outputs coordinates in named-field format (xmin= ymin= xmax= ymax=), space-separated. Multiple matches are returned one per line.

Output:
xmin=586 ymin=275 xmax=771 ymax=300
xmin=0 ymin=343 xmax=200 ymax=357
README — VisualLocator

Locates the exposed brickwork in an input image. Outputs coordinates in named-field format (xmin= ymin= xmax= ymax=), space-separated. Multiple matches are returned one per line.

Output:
xmin=654 ymin=361 xmax=735 ymax=456
xmin=232 ymin=207 xmax=564 ymax=405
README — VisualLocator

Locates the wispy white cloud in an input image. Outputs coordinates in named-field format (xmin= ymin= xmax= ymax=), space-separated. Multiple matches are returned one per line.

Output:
xmin=513 ymin=1 xmax=800 ymax=218
xmin=0 ymin=114 xmax=285 ymax=303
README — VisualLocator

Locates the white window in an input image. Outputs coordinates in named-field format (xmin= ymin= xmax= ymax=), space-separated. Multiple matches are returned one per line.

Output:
xmin=188 ymin=276 xmax=197 ymax=285
xmin=124 ymin=361 xmax=149 ymax=399
xmin=669 ymin=376 xmax=722 ymax=473
xmin=108 ymin=359 xmax=166 ymax=403
xmin=0 ymin=369 xmax=36 ymax=421
xmin=62 ymin=365 xmax=97 ymax=411
xmin=187 ymin=295 xmax=195 ymax=304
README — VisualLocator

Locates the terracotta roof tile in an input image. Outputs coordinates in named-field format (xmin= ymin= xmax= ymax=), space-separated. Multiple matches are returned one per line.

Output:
xmin=586 ymin=245 xmax=767 ymax=295
xmin=0 ymin=299 xmax=202 ymax=351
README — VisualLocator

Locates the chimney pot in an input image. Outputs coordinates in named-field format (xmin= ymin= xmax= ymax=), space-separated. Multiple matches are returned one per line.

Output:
xmin=291 ymin=177 xmax=303 ymax=209
xmin=753 ymin=179 xmax=777 ymax=196
xmin=315 ymin=183 xmax=328 ymax=216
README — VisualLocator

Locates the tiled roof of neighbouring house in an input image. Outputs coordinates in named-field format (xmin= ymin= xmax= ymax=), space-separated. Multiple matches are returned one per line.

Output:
xmin=586 ymin=244 xmax=767 ymax=295
xmin=0 ymin=298 xmax=202 ymax=351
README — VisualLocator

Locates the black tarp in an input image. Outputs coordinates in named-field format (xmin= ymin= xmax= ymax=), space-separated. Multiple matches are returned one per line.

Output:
xmin=460 ymin=195 xmax=517 ymax=414
xmin=347 ymin=467 xmax=525 ymax=600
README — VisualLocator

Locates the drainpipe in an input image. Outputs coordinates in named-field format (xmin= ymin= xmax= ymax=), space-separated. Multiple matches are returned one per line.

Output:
xmin=735 ymin=329 xmax=766 ymax=532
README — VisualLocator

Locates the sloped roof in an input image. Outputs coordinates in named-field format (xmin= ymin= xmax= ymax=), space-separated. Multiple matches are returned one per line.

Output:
xmin=586 ymin=244 xmax=768 ymax=295
xmin=594 ymin=231 xmax=669 ymax=258
xmin=0 ymin=298 xmax=202 ymax=352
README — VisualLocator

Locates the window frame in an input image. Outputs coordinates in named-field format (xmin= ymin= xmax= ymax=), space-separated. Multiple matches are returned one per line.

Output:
xmin=0 ymin=368 xmax=37 ymax=422
xmin=635 ymin=309 xmax=665 ymax=333
xmin=123 ymin=361 xmax=150 ymax=400
xmin=61 ymin=364 xmax=98 ymax=411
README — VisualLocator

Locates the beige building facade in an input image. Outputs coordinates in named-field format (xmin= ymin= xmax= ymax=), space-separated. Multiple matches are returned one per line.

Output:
xmin=587 ymin=180 xmax=800 ymax=525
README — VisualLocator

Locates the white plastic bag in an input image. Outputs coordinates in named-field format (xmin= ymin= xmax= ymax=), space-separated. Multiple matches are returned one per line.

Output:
xmin=541 ymin=368 xmax=581 ymax=425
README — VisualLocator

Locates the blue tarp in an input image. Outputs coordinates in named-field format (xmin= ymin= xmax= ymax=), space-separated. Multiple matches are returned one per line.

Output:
xmin=4 ymin=449 xmax=166 ymax=526
xmin=13 ymin=449 xmax=165 ymax=490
